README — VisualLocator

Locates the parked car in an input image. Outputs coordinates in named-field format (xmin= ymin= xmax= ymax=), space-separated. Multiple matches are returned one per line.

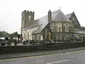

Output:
xmin=0 ymin=37 xmax=7 ymax=46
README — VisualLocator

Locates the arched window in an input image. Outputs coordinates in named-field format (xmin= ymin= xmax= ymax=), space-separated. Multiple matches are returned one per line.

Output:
xmin=56 ymin=26 xmax=58 ymax=32
xmin=28 ymin=15 xmax=31 ymax=22
xmin=63 ymin=26 xmax=65 ymax=32
xmin=45 ymin=29 xmax=47 ymax=39
xmin=59 ymin=27 xmax=61 ymax=32
xmin=69 ymin=26 xmax=72 ymax=32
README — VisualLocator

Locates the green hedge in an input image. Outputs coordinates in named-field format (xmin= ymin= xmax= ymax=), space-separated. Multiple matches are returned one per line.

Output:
xmin=0 ymin=42 xmax=85 ymax=54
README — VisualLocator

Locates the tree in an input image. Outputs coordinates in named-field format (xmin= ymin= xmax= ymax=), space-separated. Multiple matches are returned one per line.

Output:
xmin=9 ymin=32 xmax=18 ymax=38
xmin=9 ymin=32 xmax=21 ymax=46
xmin=0 ymin=31 xmax=9 ymax=37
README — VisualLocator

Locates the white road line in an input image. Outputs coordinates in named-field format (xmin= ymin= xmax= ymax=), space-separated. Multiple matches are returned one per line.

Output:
xmin=46 ymin=59 xmax=71 ymax=64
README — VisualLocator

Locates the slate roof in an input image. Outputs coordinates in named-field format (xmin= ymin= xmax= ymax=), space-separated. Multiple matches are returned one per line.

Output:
xmin=52 ymin=10 xmax=70 ymax=21
xmin=32 ymin=24 xmax=46 ymax=34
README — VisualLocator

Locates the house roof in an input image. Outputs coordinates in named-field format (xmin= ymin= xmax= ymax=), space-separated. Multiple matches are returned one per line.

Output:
xmin=32 ymin=24 xmax=46 ymax=34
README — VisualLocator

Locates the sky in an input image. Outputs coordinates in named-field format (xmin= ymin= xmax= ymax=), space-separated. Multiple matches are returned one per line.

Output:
xmin=0 ymin=0 xmax=85 ymax=34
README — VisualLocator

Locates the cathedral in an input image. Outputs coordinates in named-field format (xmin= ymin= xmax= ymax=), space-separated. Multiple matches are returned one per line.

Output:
xmin=21 ymin=9 xmax=84 ymax=41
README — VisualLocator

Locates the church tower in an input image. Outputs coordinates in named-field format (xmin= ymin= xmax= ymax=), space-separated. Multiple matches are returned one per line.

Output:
xmin=21 ymin=10 xmax=34 ymax=28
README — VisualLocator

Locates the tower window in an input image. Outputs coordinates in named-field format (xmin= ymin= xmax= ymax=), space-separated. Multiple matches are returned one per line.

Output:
xmin=29 ymin=16 xmax=31 ymax=19
xmin=28 ymin=16 xmax=31 ymax=21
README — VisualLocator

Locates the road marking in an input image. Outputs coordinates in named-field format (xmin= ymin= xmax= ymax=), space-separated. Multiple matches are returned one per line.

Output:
xmin=46 ymin=59 xmax=71 ymax=64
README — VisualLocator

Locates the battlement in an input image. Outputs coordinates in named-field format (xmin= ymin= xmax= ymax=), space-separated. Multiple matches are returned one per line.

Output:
xmin=21 ymin=10 xmax=35 ymax=28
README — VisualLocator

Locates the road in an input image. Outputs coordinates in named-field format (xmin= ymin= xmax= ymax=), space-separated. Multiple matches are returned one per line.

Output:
xmin=0 ymin=49 xmax=85 ymax=64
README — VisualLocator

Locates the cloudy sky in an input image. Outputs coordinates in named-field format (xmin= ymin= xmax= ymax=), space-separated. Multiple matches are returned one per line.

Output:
xmin=0 ymin=0 xmax=85 ymax=33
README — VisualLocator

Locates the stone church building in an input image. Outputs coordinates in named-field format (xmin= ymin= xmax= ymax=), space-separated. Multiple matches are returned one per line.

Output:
xmin=21 ymin=9 xmax=83 ymax=41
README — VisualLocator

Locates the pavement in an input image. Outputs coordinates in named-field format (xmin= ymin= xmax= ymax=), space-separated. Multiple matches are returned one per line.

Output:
xmin=0 ymin=47 xmax=85 ymax=59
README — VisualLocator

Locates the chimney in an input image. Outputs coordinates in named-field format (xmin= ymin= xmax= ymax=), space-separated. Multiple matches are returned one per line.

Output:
xmin=48 ymin=10 xmax=51 ymax=22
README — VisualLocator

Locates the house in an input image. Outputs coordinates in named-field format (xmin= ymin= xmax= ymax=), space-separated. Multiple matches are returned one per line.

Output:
xmin=21 ymin=9 xmax=82 ymax=41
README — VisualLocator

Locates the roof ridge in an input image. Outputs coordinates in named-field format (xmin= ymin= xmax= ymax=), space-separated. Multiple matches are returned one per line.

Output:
xmin=52 ymin=9 xmax=60 ymax=14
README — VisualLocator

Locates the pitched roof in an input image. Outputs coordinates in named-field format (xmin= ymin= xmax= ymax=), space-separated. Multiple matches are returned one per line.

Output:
xmin=32 ymin=24 xmax=46 ymax=34
xmin=52 ymin=10 xmax=70 ymax=21
xmin=32 ymin=16 xmax=48 ymax=34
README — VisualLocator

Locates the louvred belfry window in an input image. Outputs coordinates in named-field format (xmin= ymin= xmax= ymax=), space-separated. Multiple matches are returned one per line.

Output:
xmin=28 ymin=16 xmax=31 ymax=21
